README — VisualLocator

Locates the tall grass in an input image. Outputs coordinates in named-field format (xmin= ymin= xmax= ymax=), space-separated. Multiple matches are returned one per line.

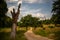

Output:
xmin=0 ymin=28 xmax=27 ymax=40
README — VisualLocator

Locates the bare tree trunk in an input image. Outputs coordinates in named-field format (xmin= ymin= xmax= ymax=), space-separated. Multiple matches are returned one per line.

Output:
xmin=10 ymin=23 xmax=17 ymax=40
xmin=10 ymin=4 xmax=21 ymax=40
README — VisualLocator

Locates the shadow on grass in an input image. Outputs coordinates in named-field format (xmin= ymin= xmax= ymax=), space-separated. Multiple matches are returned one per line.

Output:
xmin=33 ymin=29 xmax=48 ymax=37
xmin=0 ymin=30 xmax=27 ymax=40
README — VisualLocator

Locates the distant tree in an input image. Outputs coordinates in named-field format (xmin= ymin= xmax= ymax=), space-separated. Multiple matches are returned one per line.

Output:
xmin=42 ymin=19 xmax=52 ymax=24
xmin=18 ymin=14 xmax=42 ymax=30
xmin=0 ymin=0 xmax=8 ymax=27
xmin=51 ymin=0 xmax=60 ymax=25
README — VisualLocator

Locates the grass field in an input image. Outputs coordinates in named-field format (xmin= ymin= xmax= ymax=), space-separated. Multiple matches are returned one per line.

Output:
xmin=0 ymin=27 xmax=27 ymax=40
xmin=0 ymin=24 xmax=60 ymax=40
xmin=33 ymin=25 xmax=60 ymax=39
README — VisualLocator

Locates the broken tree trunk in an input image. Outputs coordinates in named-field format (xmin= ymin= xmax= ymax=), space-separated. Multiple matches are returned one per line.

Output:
xmin=10 ymin=4 xmax=21 ymax=40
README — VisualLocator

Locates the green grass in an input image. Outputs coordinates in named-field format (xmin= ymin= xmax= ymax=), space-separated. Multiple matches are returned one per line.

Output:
xmin=16 ymin=30 xmax=27 ymax=40
xmin=0 ymin=30 xmax=27 ymax=40
xmin=33 ymin=26 xmax=60 ymax=39
xmin=33 ymin=27 xmax=55 ymax=37
xmin=0 ymin=32 xmax=10 ymax=40
xmin=33 ymin=29 xmax=48 ymax=37
xmin=54 ymin=30 xmax=60 ymax=40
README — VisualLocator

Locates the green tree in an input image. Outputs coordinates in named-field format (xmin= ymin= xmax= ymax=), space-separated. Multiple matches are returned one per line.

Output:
xmin=18 ymin=14 xmax=42 ymax=30
xmin=42 ymin=19 xmax=52 ymax=24
xmin=51 ymin=0 xmax=60 ymax=24
xmin=0 ymin=0 xmax=8 ymax=27
xmin=52 ymin=0 xmax=60 ymax=40
xmin=4 ymin=16 xmax=12 ymax=27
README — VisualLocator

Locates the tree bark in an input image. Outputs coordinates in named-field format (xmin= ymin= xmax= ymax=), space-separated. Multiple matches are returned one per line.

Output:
xmin=10 ymin=4 xmax=21 ymax=40
xmin=10 ymin=23 xmax=17 ymax=40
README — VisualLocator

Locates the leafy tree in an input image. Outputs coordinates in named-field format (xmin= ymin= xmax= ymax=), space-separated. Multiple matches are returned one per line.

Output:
xmin=51 ymin=0 xmax=60 ymax=40
xmin=42 ymin=19 xmax=52 ymax=24
xmin=0 ymin=0 xmax=8 ymax=14
xmin=51 ymin=0 xmax=60 ymax=24
xmin=18 ymin=14 xmax=42 ymax=30
xmin=0 ymin=0 xmax=8 ymax=27
xmin=4 ymin=16 xmax=12 ymax=27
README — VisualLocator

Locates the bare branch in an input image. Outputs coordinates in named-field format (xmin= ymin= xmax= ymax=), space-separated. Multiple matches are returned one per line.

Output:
xmin=18 ymin=4 xmax=21 ymax=9
xmin=13 ymin=8 xmax=15 ymax=13
xmin=17 ymin=4 xmax=21 ymax=11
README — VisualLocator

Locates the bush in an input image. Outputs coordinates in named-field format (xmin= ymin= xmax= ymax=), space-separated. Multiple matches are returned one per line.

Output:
xmin=48 ymin=26 xmax=55 ymax=28
xmin=55 ymin=24 xmax=60 ymax=27
xmin=54 ymin=31 xmax=60 ymax=40
xmin=33 ymin=29 xmax=48 ymax=37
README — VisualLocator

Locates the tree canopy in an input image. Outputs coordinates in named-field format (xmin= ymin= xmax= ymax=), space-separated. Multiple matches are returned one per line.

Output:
xmin=18 ymin=14 xmax=42 ymax=29
xmin=51 ymin=0 xmax=60 ymax=24
xmin=0 ymin=0 xmax=12 ymax=28
xmin=0 ymin=0 xmax=8 ymax=15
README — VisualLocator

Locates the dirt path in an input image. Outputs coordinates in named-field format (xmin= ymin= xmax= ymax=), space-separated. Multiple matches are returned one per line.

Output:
xmin=24 ymin=30 xmax=53 ymax=40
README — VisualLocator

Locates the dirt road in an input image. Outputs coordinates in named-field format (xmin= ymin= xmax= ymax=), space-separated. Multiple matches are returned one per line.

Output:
xmin=24 ymin=30 xmax=53 ymax=40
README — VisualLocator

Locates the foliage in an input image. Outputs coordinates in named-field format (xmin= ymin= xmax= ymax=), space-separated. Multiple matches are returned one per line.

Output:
xmin=0 ymin=16 xmax=12 ymax=28
xmin=48 ymin=26 xmax=55 ymax=28
xmin=0 ymin=0 xmax=8 ymax=15
xmin=33 ymin=29 xmax=48 ymax=37
xmin=18 ymin=14 xmax=42 ymax=29
xmin=0 ymin=0 xmax=8 ymax=18
xmin=0 ymin=0 xmax=12 ymax=28
xmin=51 ymin=0 xmax=60 ymax=24
xmin=4 ymin=16 xmax=12 ymax=27
xmin=0 ymin=30 xmax=27 ymax=40
xmin=54 ymin=31 xmax=60 ymax=40
xmin=16 ymin=30 xmax=27 ymax=40
xmin=42 ymin=19 xmax=52 ymax=24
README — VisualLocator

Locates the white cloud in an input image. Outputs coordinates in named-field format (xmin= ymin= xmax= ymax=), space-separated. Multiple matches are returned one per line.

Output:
xmin=20 ymin=7 xmax=43 ymax=18
xmin=7 ymin=6 xmax=17 ymax=18
xmin=20 ymin=6 xmax=26 ymax=11
xmin=8 ymin=6 xmax=16 ymax=13
xmin=29 ymin=9 xmax=41 ymax=13
xmin=23 ymin=0 xmax=52 ymax=3
xmin=32 ymin=13 xmax=44 ymax=17
xmin=6 ymin=0 xmax=54 ymax=3
xmin=21 ymin=8 xmax=42 ymax=17
xmin=21 ymin=7 xmax=41 ymax=13
xmin=20 ymin=6 xmax=46 ymax=20
xmin=31 ymin=13 xmax=46 ymax=20
xmin=18 ymin=0 xmax=22 ymax=5
xmin=24 ymin=0 xmax=38 ymax=3
xmin=20 ymin=8 xmax=44 ymax=17
xmin=7 ymin=6 xmax=49 ymax=20
xmin=6 ymin=0 xmax=52 ymax=20
xmin=21 ymin=12 xmax=45 ymax=20
xmin=7 ymin=6 xmax=50 ymax=20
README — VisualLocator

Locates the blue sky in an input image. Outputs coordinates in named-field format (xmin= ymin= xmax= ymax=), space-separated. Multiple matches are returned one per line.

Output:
xmin=6 ymin=0 xmax=55 ymax=21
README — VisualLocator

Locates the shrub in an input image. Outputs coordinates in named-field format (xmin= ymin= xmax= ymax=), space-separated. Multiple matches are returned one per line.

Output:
xmin=54 ymin=31 xmax=60 ymax=40
xmin=33 ymin=29 xmax=48 ymax=37
xmin=48 ymin=26 xmax=55 ymax=28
